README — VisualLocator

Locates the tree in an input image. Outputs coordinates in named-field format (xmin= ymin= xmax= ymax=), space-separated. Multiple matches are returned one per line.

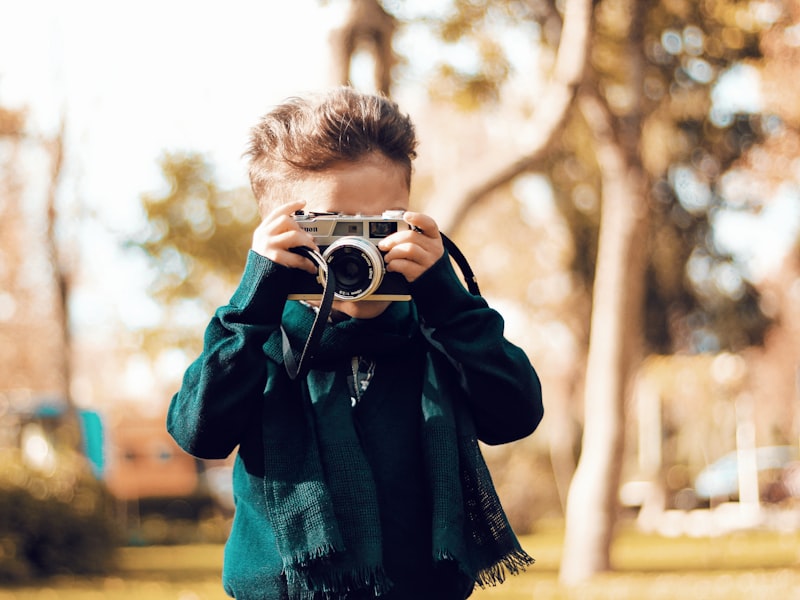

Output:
xmin=43 ymin=116 xmax=73 ymax=404
xmin=729 ymin=0 xmax=800 ymax=446
xmin=0 ymin=106 xmax=29 ymax=389
xmin=560 ymin=0 xmax=649 ymax=581
xmin=133 ymin=152 xmax=259 ymax=356
xmin=387 ymin=0 xmax=782 ymax=583
xmin=0 ymin=104 xmax=75 ymax=408
xmin=560 ymin=89 xmax=649 ymax=581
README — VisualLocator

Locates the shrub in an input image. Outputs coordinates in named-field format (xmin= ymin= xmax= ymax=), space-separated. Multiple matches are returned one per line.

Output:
xmin=0 ymin=448 xmax=120 ymax=582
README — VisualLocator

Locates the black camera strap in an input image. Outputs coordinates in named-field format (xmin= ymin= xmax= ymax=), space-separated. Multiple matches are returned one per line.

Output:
xmin=281 ymin=235 xmax=479 ymax=380
xmin=441 ymin=233 xmax=480 ymax=296
xmin=281 ymin=248 xmax=336 ymax=380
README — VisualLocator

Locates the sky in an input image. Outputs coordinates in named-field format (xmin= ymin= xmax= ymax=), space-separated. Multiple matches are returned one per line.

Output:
xmin=0 ymin=1 xmax=337 ymax=202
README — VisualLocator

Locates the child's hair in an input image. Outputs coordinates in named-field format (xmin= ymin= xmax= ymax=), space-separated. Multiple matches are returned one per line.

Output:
xmin=246 ymin=87 xmax=418 ymax=215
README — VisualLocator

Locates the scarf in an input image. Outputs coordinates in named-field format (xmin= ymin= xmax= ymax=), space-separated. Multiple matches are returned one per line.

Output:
xmin=261 ymin=301 xmax=533 ymax=599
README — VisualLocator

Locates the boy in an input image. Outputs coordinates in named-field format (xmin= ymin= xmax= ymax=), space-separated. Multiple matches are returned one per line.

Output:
xmin=167 ymin=87 xmax=543 ymax=599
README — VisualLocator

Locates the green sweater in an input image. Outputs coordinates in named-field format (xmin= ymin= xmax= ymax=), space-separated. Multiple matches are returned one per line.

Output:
xmin=168 ymin=251 xmax=543 ymax=599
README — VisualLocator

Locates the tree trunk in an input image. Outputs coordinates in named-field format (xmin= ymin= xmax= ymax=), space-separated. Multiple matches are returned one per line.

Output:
xmin=558 ymin=89 xmax=648 ymax=585
xmin=329 ymin=0 xmax=396 ymax=95
xmin=42 ymin=116 xmax=73 ymax=404
xmin=41 ymin=116 xmax=85 ymax=452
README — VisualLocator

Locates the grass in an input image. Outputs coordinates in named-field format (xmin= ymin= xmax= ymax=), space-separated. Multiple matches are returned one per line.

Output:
xmin=0 ymin=544 xmax=229 ymax=600
xmin=1 ymin=524 xmax=799 ymax=599
xmin=472 ymin=522 xmax=800 ymax=600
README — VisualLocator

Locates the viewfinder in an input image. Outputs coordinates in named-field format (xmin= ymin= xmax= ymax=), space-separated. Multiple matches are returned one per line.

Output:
xmin=369 ymin=221 xmax=398 ymax=238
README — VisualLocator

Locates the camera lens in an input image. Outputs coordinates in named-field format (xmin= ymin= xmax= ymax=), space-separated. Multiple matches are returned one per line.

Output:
xmin=324 ymin=237 xmax=384 ymax=301
xmin=335 ymin=252 xmax=369 ymax=286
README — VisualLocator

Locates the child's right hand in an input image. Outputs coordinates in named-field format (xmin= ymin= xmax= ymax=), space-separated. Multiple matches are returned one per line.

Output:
xmin=251 ymin=200 xmax=319 ymax=275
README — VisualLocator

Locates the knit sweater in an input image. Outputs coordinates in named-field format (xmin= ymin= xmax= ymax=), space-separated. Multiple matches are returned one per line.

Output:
xmin=167 ymin=250 xmax=543 ymax=599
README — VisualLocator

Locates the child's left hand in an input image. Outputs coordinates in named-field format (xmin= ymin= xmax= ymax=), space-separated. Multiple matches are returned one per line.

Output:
xmin=378 ymin=211 xmax=445 ymax=283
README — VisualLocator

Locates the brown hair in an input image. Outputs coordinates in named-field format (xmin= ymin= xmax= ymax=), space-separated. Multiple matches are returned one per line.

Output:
xmin=246 ymin=87 xmax=418 ymax=214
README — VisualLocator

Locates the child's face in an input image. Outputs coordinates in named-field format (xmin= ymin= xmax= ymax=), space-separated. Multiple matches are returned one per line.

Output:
xmin=297 ymin=153 xmax=410 ymax=320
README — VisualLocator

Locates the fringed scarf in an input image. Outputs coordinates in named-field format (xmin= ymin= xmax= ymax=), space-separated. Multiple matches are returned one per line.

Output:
xmin=261 ymin=301 xmax=533 ymax=599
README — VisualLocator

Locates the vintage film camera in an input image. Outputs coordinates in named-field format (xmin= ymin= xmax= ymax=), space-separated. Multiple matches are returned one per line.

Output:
xmin=288 ymin=210 xmax=412 ymax=302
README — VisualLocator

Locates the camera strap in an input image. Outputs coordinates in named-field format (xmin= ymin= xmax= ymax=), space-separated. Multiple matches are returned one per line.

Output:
xmin=280 ymin=235 xmax=479 ymax=380
xmin=281 ymin=248 xmax=336 ymax=380
xmin=441 ymin=233 xmax=480 ymax=296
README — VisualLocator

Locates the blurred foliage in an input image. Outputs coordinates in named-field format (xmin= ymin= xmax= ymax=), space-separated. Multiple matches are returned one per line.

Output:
xmin=0 ymin=448 xmax=119 ymax=582
xmin=131 ymin=152 xmax=259 ymax=355
xmin=413 ymin=0 xmax=548 ymax=108
xmin=422 ymin=0 xmax=779 ymax=354
xmin=633 ymin=1 xmax=772 ymax=353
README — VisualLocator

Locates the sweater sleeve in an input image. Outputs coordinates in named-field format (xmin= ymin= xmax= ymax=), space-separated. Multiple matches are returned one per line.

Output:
xmin=167 ymin=251 xmax=293 ymax=459
xmin=408 ymin=253 xmax=544 ymax=445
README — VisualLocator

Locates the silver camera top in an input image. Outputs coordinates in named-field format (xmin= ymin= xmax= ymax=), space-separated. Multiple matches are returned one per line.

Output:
xmin=292 ymin=210 xmax=410 ymax=246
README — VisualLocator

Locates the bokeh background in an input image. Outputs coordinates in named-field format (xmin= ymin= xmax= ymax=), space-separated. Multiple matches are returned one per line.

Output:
xmin=2 ymin=0 xmax=800 ymax=598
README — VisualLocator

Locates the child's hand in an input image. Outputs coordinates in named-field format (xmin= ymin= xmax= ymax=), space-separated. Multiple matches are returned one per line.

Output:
xmin=251 ymin=200 xmax=319 ymax=274
xmin=378 ymin=211 xmax=445 ymax=282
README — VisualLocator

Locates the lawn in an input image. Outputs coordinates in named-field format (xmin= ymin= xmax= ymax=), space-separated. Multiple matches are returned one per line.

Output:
xmin=1 ymin=524 xmax=799 ymax=599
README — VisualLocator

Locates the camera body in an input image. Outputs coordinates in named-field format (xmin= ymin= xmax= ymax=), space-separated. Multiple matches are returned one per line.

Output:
xmin=288 ymin=210 xmax=412 ymax=302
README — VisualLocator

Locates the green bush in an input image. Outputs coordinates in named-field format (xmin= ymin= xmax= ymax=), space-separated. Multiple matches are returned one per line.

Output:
xmin=0 ymin=449 xmax=120 ymax=582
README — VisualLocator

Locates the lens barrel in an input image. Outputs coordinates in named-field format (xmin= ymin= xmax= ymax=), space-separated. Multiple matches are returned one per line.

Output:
xmin=323 ymin=237 xmax=385 ymax=301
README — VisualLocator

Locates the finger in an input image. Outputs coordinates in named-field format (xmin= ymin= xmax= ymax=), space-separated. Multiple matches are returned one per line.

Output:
xmin=403 ymin=211 xmax=440 ymax=239
xmin=383 ymin=241 xmax=425 ymax=263
xmin=274 ymin=228 xmax=318 ymax=252
xmin=256 ymin=231 xmax=318 ymax=273
xmin=383 ymin=222 xmax=445 ymax=257
xmin=252 ymin=214 xmax=318 ymax=272
xmin=256 ymin=208 xmax=318 ymax=249
xmin=253 ymin=227 xmax=316 ymax=256
xmin=265 ymin=199 xmax=306 ymax=222
xmin=385 ymin=257 xmax=427 ymax=283
xmin=378 ymin=225 xmax=435 ymax=252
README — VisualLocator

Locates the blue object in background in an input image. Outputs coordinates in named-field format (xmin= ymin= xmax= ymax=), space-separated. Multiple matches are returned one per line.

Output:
xmin=694 ymin=445 xmax=798 ymax=499
xmin=78 ymin=409 xmax=105 ymax=479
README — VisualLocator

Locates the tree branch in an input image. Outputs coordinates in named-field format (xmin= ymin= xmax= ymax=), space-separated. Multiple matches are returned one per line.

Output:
xmin=429 ymin=0 xmax=593 ymax=234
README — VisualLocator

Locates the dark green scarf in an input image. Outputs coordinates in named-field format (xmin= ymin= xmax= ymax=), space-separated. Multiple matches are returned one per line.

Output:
xmin=261 ymin=301 xmax=532 ymax=599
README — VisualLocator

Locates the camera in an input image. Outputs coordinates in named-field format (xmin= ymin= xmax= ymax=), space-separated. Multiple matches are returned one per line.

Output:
xmin=288 ymin=210 xmax=412 ymax=302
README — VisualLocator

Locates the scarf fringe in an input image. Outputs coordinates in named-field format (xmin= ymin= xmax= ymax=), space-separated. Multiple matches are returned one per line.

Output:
xmin=287 ymin=565 xmax=392 ymax=599
xmin=285 ymin=543 xmax=339 ymax=568
xmin=474 ymin=548 xmax=535 ymax=588
xmin=436 ymin=547 xmax=535 ymax=588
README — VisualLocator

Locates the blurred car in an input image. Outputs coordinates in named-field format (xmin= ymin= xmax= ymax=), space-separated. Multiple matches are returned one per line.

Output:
xmin=694 ymin=445 xmax=799 ymax=500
